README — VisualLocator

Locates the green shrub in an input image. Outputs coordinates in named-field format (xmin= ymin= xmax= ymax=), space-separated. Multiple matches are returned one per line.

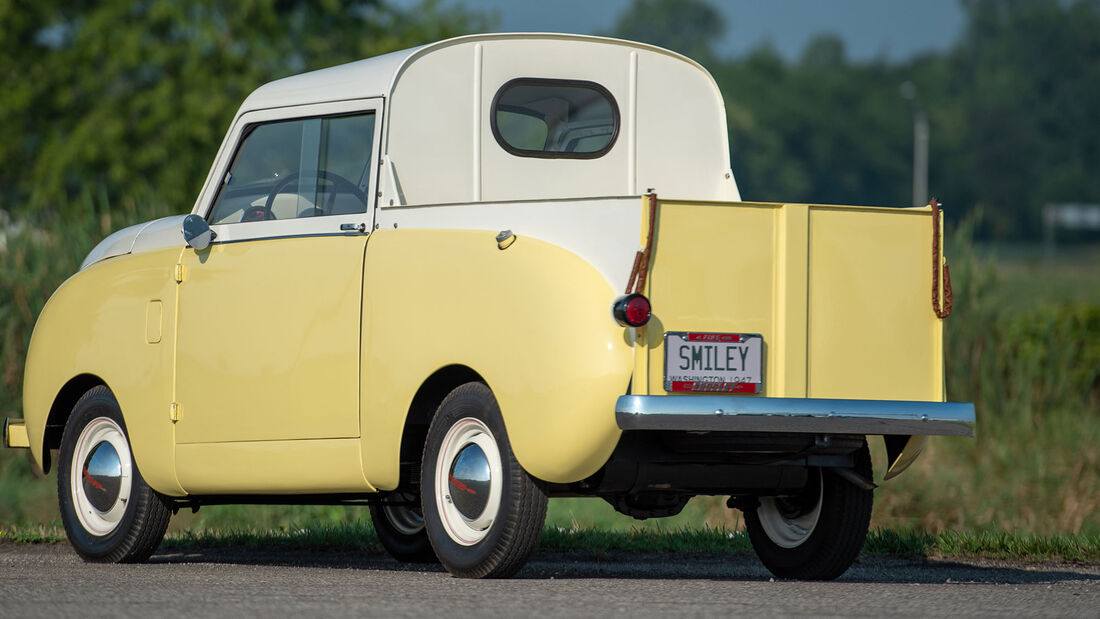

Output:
xmin=945 ymin=228 xmax=1099 ymax=425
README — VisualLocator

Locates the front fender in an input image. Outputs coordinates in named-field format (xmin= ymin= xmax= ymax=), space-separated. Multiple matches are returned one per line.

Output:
xmin=22 ymin=247 xmax=185 ymax=495
xmin=360 ymin=229 xmax=634 ymax=488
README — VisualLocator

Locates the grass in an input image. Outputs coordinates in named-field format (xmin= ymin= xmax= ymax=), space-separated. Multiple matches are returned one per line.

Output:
xmin=4 ymin=521 xmax=1097 ymax=564
xmin=0 ymin=522 xmax=67 ymax=544
xmin=862 ymin=528 xmax=1100 ymax=563
xmin=974 ymin=242 xmax=1100 ymax=311
xmin=165 ymin=521 xmax=384 ymax=552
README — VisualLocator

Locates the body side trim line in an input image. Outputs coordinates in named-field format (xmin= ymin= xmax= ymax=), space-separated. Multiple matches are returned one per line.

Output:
xmin=205 ymin=231 xmax=365 ymax=247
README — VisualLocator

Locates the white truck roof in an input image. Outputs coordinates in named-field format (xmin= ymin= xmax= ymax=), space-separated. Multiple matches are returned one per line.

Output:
xmin=238 ymin=33 xmax=740 ymax=206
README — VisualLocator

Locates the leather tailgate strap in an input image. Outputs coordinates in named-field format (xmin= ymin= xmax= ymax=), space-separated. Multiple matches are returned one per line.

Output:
xmin=625 ymin=193 xmax=659 ymax=295
xmin=931 ymin=198 xmax=953 ymax=319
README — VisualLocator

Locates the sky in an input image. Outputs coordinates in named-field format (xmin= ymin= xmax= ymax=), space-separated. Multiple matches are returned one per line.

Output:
xmin=391 ymin=0 xmax=967 ymax=63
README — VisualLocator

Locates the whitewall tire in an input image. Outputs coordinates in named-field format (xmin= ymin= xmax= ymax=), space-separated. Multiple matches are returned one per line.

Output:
xmin=58 ymin=386 xmax=171 ymax=563
xmin=421 ymin=382 xmax=547 ymax=578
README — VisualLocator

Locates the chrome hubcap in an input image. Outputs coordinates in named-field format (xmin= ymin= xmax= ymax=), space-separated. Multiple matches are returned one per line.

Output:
xmin=448 ymin=444 xmax=492 ymax=520
xmin=70 ymin=417 xmax=133 ymax=536
xmin=82 ymin=442 xmax=123 ymax=512
xmin=434 ymin=417 xmax=503 ymax=546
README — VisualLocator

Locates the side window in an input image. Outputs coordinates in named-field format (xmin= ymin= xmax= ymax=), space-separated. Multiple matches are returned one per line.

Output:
xmin=209 ymin=112 xmax=376 ymax=224
xmin=491 ymin=78 xmax=619 ymax=159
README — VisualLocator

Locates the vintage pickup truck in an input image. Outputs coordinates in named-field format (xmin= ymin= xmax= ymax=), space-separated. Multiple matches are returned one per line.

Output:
xmin=5 ymin=33 xmax=973 ymax=580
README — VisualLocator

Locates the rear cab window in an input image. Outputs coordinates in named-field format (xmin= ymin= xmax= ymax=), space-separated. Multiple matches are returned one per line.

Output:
xmin=491 ymin=78 xmax=619 ymax=159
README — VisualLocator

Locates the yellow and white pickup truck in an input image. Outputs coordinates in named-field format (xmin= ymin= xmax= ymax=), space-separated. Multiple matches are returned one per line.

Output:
xmin=5 ymin=33 xmax=973 ymax=580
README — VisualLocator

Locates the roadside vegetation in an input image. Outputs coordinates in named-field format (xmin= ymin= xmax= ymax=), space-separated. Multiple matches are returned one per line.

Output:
xmin=2 ymin=1 xmax=1098 ymax=562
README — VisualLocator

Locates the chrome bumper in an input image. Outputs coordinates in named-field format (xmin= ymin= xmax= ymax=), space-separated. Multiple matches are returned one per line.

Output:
xmin=4 ymin=417 xmax=30 ymax=449
xmin=615 ymin=396 xmax=975 ymax=437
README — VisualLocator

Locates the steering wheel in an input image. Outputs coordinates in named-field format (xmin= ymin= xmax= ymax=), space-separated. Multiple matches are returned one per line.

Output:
xmin=256 ymin=170 xmax=368 ymax=221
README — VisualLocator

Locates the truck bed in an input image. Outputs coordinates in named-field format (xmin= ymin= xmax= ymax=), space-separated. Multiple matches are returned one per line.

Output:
xmin=633 ymin=199 xmax=946 ymax=403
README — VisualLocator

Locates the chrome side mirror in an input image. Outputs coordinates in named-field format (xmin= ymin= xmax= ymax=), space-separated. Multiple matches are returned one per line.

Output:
xmin=182 ymin=214 xmax=216 ymax=250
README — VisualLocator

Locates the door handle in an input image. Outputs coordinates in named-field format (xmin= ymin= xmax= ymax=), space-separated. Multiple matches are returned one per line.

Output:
xmin=340 ymin=223 xmax=367 ymax=234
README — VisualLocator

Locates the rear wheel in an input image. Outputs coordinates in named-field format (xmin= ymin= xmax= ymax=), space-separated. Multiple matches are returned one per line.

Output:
xmin=369 ymin=493 xmax=437 ymax=563
xmin=420 ymin=382 xmax=547 ymax=578
xmin=743 ymin=442 xmax=873 ymax=580
xmin=58 ymin=386 xmax=171 ymax=563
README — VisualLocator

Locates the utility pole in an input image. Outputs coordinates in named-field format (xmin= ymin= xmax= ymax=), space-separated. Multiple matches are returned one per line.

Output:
xmin=900 ymin=81 xmax=929 ymax=206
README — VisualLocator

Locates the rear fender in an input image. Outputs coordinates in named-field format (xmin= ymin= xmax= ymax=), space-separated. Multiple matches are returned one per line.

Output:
xmin=359 ymin=229 xmax=634 ymax=488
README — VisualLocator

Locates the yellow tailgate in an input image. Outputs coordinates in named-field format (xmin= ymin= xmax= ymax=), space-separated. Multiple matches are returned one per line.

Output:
xmin=641 ymin=199 xmax=943 ymax=403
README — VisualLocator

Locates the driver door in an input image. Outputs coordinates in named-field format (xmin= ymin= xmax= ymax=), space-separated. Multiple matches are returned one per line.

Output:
xmin=173 ymin=100 xmax=380 ymax=471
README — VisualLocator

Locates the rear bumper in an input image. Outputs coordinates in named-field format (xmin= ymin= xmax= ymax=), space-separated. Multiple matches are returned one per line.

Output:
xmin=4 ymin=417 xmax=30 ymax=449
xmin=615 ymin=396 xmax=975 ymax=437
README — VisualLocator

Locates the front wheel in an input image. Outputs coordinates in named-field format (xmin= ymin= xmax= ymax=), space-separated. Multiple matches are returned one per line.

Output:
xmin=57 ymin=386 xmax=172 ymax=563
xmin=743 ymin=442 xmax=874 ymax=580
xmin=420 ymin=382 xmax=547 ymax=578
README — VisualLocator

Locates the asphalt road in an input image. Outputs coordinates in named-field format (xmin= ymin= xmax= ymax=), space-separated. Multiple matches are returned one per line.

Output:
xmin=1 ymin=542 xmax=1097 ymax=618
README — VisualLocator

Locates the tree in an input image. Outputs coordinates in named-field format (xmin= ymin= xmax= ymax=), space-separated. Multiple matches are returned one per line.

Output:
xmin=712 ymin=36 xmax=912 ymax=207
xmin=610 ymin=0 xmax=1100 ymax=239
xmin=0 ymin=0 xmax=490 ymax=220
xmin=610 ymin=0 xmax=725 ymax=62
xmin=944 ymin=0 xmax=1100 ymax=237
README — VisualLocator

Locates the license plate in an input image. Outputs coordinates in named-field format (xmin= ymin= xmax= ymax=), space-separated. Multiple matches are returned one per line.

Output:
xmin=663 ymin=331 xmax=763 ymax=393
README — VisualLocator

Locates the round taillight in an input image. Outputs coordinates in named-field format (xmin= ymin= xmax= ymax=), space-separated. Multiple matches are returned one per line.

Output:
xmin=612 ymin=294 xmax=651 ymax=327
